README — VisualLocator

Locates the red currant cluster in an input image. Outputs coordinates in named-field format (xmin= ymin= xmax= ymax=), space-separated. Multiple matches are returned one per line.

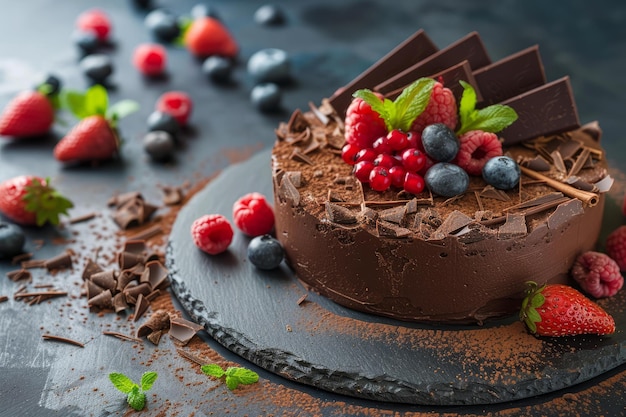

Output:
xmin=341 ymin=129 xmax=430 ymax=194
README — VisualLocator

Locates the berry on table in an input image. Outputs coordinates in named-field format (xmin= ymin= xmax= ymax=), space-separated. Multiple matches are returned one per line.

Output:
xmin=233 ymin=192 xmax=275 ymax=237
xmin=0 ymin=222 xmax=26 ymax=259
xmin=455 ymin=130 xmax=503 ymax=176
xmin=254 ymin=5 xmax=286 ymax=26
xmin=368 ymin=166 xmax=391 ymax=192
xmin=247 ymin=48 xmax=291 ymax=84
xmin=191 ymin=214 xmax=234 ymax=255
xmin=571 ymin=251 xmax=623 ymax=298
xmin=424 ymin=162 xmax=469 ymax=197
xmin=202 ymin=56 xmax=233 ymax=83
xmin=147 ymin=111 xmax=180 ymax=138
xmin=344 ymin=95 xmax=387 ymax=150
xmin=0 ymin=91 xmax=55 ymax=139
xmin=247 ymin=235 xmax=284 ymax=270
xmin=250 ymin=83 xmax=281 ymax=112
xmin=156 ymin=91 xmax=193 ymax=126
xmin=144 ymin=9 xmax=180 ymax=43
xmin=80 ymin=54 xmax=114 ymax=85
xmin=410 ymin=81 xmax=457 ymax=134
xmin=605 ymin=225 xmax=626 ymax=270
xmin=143 ymin=131 xmax=176 ymax=162
xmin=403 ymin=172 xmax=425 ymax=195
xmin=133 ymin=44 xmax=167 ymax=77
xmin=482 ymin=156 xmax=520 ymax=190
xmin=421 ymin=123 xmax=460 ymax=162
xmin=184 ymin=17 xmax=238 ymax=58
xmin=76 ymin=9 xmax=112 ymax=41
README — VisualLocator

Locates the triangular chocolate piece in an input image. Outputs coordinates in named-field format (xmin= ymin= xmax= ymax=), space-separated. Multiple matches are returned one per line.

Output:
xmin=326 ymin=202 xmax=357 ymax=224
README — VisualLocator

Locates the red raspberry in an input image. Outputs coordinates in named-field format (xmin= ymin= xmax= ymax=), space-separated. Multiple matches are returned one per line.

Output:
xmin=133 ymin=43 xmax=167 ymax=76
xmin=571 ymin=251 xmax=623 ymax=298
xmin=156 ymin=91 xmax=193 ymax=126
xmin=403 ymin=172 xmax=425 ymax=195
xmin=606 ymin=225 xmax=626 ymax=270
xmin=454 ymin=130 xmax=503 ymax=176
xmin=344 ymin=95 xmax=387 ymax=149
xmin=622 ymin=193 xmax=626 ymax=217
xmin=411 ymin=81 xmax=457 ymax=134
xmin=76 ymin=9 xmax=112 ymax=41
xmin=368 ymin=166 xmax=391 ymax=191
xmin=191 ymin=214 xmax=234 ymax=255
xmin=233 ymin=192 xmax=275 ymax=237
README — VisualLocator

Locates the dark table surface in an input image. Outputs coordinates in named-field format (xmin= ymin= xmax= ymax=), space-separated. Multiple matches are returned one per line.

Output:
xmin=1 ymin=1 xmax=625 ymax=416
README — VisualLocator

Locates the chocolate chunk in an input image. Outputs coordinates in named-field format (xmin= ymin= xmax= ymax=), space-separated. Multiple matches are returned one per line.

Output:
xmin=565 ymin=176 xmax=597 ymax=192
xmin=124 ymin=283 xmax=152 ymax=301
xmin=160 ymin=185 xmax=185 ymax=206
xmin=357 ymin=207 xmax=378 ymax=228
xmin=112 ymin=196 xmax=158 ymax=230
xmin=6 ymin=269 xmax=31 ymax=282
xmin=108 ymin=191 xmax=143 ymax=208
xmin=286 ymin=109 xmax=309 ymax=133
xmin=519 ymin=155 xmax=551 ymax=171
xmin=498 ymin=213 xmax=528 ymax=239
xmin=509 ymin=192 xmax=565 ymax=210
xmin=581 ymin=121 xmax=602 ymax=142
xmin=90 ymin=270 xmax=118 ymax=292
xmin=376 ymin=220 xmax=411 ymax=238
xmin=285 ymin=171 xmax=302 ymax=188
xmin=137 ymin=309 xmax=170 ymax=337
xmin=430 ymin=210 xmax=473 ymax=240
xmin=290 ymin=148 xmax=314 ymax=165
xmin=547 ymin=199 xmax=584 ymax=230
xmin=146 ymin=330 xmax=164 ymax=345
xmin=133 ymin=293 xmax=150 ymax=322
xmin=82 ymin=259 xmax=103 ymax=281
xmin=326 ymin=202 xmax=357 ymax=224
xmin=117 ymin=270 xmax=138 ymax=292
xmin=86 ymin=280 xmax=105 ymax=300
xmin=328 ymin=190 xmax=345 ymax=202
xmin=113 ymin=292 xmax=129 ymax=313
xmin=557 ymin=138 xmax=583 ymax=161
xmin=140 ymin=260 xmax=169 ymax=290
xmin=379 ymin=206 xmax=406 ymax=224
xmin=170 ymin=317 xmax=204 ymax=345
xmin=278 ymin=174 xmax=300 ymax=207
xmin=88 ymin=289 xmax=113 ymax=309
xmin=44 ymin=251 xmax=73 ymax=271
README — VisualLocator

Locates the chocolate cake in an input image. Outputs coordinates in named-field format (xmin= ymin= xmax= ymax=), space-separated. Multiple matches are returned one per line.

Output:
xmin=271 ymin=30 xmax=613 ymax=323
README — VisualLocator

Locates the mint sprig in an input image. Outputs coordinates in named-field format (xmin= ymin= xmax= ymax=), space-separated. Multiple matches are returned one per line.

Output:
xmin=23 ymin=177 xmax=73 ymax=226
xmin=109 ymin=371 xmax=158 ymax=411
xmin=353 ymin=77 xmax=435 ymax=133
xmin=456 ymin=80 xmax=518 ymax=136
xmin=201 ymin=364 xmax=259 ymax=390
xmin=61 ymin=85 xmax=139 ymax=128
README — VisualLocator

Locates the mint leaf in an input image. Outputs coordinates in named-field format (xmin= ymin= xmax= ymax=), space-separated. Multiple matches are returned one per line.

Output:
xmin=456 ymin=80 xmax=518 ymax=135
xmin=84 ymin=85 xmax=108 ymax=117
xmin=201 ymin=364 xmax=225 ymax=378
xmin=227 ymin=367 xmax=259 ymax=385
xmin=107 ymin=99 xmax=139 ymax=125
xmin=109 ymin=373 xmax=136 ymax=394
xmin=393 ymin=78 xmax=435 ymax=132
xmin=140 ymin=371 xmax=158 ymax=391
xmin=61 ymin=90 xmax=89 ymax=119
xmin=225 ymin=376 xmax=239 ymax=390
xmin=458 ymin=80 xmax=477 ymax=130
xmin=127 ymin=386 xmax=146 ymax=411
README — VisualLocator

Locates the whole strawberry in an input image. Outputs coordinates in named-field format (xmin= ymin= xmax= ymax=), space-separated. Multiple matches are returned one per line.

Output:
xmin=184 ymin=17 xmax=238 ymax=58
xmin=54 ymin=85 xmax=138 ymax=163
xmin=0 ymin=175 xmax=73 ymax=226
xmin=520 ymin=281 xmax=615 ymax=337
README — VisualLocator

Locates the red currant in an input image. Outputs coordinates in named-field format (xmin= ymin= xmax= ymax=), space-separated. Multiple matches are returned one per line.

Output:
xmin=353 ymin=160 xmax=374 ymax=183
xmin=372 ymin=136 xmax=392 ymax=154
xmin=369 ymin=166 xmax=391 ymax=191
xmin=341 ymin=143 xmax=360 ymax=165
xmin=374 ymin=153 xmax=397 ymax=169
xmin=384 ymin=129 xmax=409 ymax=151
xmin=407 ymin=131 xmax=423 ymax=150
xmin=388 ymin=165 xmax=406 ymax=188
xmin=355 ymin=148 xmax=377 ymax=163
xmin=401 ymin=148 xmax=426 ymax=173
xmin=403 ymin=172 xmax=425 ymax=194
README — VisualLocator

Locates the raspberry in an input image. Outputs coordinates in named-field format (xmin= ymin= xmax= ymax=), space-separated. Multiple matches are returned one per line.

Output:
xmin=344 ymin=96 xmax=387 ymax=149
xmin=133 ymin=43 xmax=167 ymax=76
xmin=232 ymin=192 xmax=275 ymax=237
xmin=191 ymin=214 xmax=234 ymax=255
xmin=156 ymin=91 xmax=193 ymax=126
xmin=571 ymin=251 xmax=624 ymax=298
xmin=606 ymin=225 xmax=626 ymax=270
xmin=76 ymin=9 xmax=112 ymax=41
xmin=454 ymin=130 xmax=503 ymax=176
xmin=411 ymin=82 xmax=457 ymax=134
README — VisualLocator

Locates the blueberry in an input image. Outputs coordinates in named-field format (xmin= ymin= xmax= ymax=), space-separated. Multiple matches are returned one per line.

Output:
xmin=143 ymin=131 xmax=175 ymax=161
xmin=144 ymin=9 xmax=180 ymax=43
xmin=250 ymin=83 xmax=281 ymax=112
xmin=421 ymin=123 xmax=460 ymax=162
xmin=73 ymin=30 xmax=101 ymax=56
xmin=254 ymin=5 xmax=286 ymax=26
xmin=131 ymin=0 xmax=152 ymax=9
xmin=424 ymin=162 xmax=469 ymax=197
xmin=247 ymin=234 xmax=284 ymax=270
xmin=36 ymin=74 xmax=62 ymax=97
xmin=202 ymin=56 xmax=233 ymax=83
xmin=147 ymin=111 xmax=180 ymax=137
xmin=482 ymin=156 xmax=521 ymax=190
xmin=247 ymin=48 xmax=290 ymax=84
xmin=191 ymin=4 xmax=220 ymax=20
xmin=80 ymin=54 xmax=113 ymax=85
xmin=0 ymin=222 xmax=25 ymax=259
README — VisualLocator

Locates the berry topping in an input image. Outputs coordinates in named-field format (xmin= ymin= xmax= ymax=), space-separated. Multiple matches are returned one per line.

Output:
xmin=421 ymin=123 xmax=460 ymax=162
xmin=344 ymin=96 xmax=387 ymax=150
xmin=341 ymin=143 xmax=360 ymax=165
xmin=143 ymin=131 xmax=176 ymax=162
xmin=373 ymin=153 xmax=397 ymax=169
xmin=368 ymin=166 xmax=391 ymax=192
xmin=372 ymin=136 xmax=392 ymax=155
xmin=80 ymin=54 xmax=114 ymax=85
xmin=353 ymin=161 xmax=374 ymax=183
xmin=247 ymin=48 xmax=291 ymax=84
xmin=355 ymin=148 xmax=377 ymax=163
xmin=0 ymin=91 xmax=55 ymax=139
xmin=156 ymin=91 xmax=193 ymax=126
xmin=250 ymin=83 xmax=282 ymax=112
xmin=482 ymin=156 xmax=521 ymax=190
xmin=202 ymin=56 xmax=233 ymax=83
xmin=520 ymin=281 xmax=615 ymax=337
xmin=247 ymin=235 xmax=284 ymax=270
xmin=455 ymin=130 xmax=503 ymax=176
xmin=0 ymin=222 xmax=26 ymax=259
xmin=147 ymin=111 xmax=180 ymax=138
xmin=191 ymin=214 xmax=234 ymax=255
xmin=232 ymin=192 xmax=275 ymax=237
xmin=184 ymin=17 xmax=238 ymax=58
xmin=144 ymin=9 xmax=180 ymax=43
xmin=133 ymin=43 xmax=167 ymax=77
xmin=403 ymin=172 xmax=425 ymax=195
xmin=0 ymin=176 xmax=73 ymax=226
xmin=424 ymin=162 xmax=469 ymax=198
xmin=76 ymin=9 xmax=111 ymax=41
xmin=384 ymin=129 xmax=409 ymax=151
xmin=571 ymin=251 xmax=623 ymax=298
xmin=605 ymin=225 xmax=626 ymax=270
xmin=254 ymin=5 xmax=286 ymax=26
xmin=388 ymin=166 xmax=407 ymax=188
xmin=411 ymin=81 xmax=457 ymax=134
xmin=401 ymin=148 xmax=427 ymax=173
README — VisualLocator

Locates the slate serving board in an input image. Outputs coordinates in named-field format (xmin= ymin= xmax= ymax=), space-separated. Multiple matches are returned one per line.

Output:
xmin=167 ymin=149 xmax=626 ymax=406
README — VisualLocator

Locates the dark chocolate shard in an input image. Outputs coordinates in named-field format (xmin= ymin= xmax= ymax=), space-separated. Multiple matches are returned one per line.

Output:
xmin=146 ymin=329 xmax=164 ymax=345
xmin=6 ymin=269 xmax=31 ymax=282
xmin=124 ymin=282 xmax=152 ymax=300
xmin=285 ymin=171 xmax=302 ymax=188
xmin=499 ymin=77 xmax=580 ymax=145
xmin=479 ymin=186 xmax=511 ymax=202
xmin=278 ymin=174 xmax=301 ymax=207
xmin=309 ymin=102 xmax=330 ymax=125
xmin=160 ymin=185 xmax=185 ymax=206
xmin=379 ymin=206 xmax=406 ymax=224
xmin=88 ymin=289 xmax=113 ymax=309
xmin=108 ymin=191 xmax=143 ymax=208
xmin=326 ymin=202 xmax=357 ymax=224
xmin=170 ymin=317 xmax=204 ymax=345
xmin=581 ymin=121 xmax=602 ymax=142
xmin=547 ymin=199 xmax=584 ymax=230
xmin=113 ymin=292 xmax=129 ymax=313
xmin=117 ymin=270 xmax=137 ymax=292
xmin=44 ymin=251 xmax=73 ymax=271
xmin=376 ymin=220 xmax=412 ymax=238
xmin=86 ymin=280 xmax=105 ymax=300
xmin=567 ymin=147 xmax=591 ymax=178
xmin=136 ymin=309 xmax=171 ymax=337
xmin=375 ymin=32 xmax=491 ymax=95
xmin=429 ymin=210 xmax=473 ymax=240
xmin=557 ymin=138 xmax=583 ymax=161
xmin=566 ymin=176 xmax=597 ymax=192
xmin=329 ymin=29 xmax=438 ymax=116
xmin=473 ymin=45 xmax=546 ymax=105
xmin=519 ymin=155 xmax=551 ymax=171
xmin=508 ymin=192 xmax=565 ymax=210
xmin=133 ymin=293 xmax=150 ymax=322
xmin=357 ymin=207 xmax=378 ymax=228
xmin=498 ymin=213 xmax=528 ymax=239
xmin=141 ymin=261 xmax=169 ymax=290
xmin=82 ymin=259 xmax=103 ymax=281
xmin=91 ymin=270 xmax=118 ymax=292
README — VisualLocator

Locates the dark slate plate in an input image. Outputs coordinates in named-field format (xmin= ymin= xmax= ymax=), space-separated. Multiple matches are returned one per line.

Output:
xmin=167 ymin=149 xmax=626 ymax=406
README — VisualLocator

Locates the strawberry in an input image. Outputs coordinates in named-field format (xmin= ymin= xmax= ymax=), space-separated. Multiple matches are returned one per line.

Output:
xmin=54 ymin=85 xmax=138 ymax=163
xmin=183 ymin=17 xmax=238 ymax=58
xmin=0 ymin=175 xmax=73 ymax=226
xmin=0 ymin=91 xmax=55 ymax=138
xmin=519 ymin=281 xmax=615 ymax=337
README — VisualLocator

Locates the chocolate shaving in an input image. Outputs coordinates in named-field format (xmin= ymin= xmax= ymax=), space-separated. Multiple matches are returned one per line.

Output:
xmin=286 ymin=109 xmax=308 ymax=133
xmin=69 ymin=212 xmax=97 ymax=224
xmin=479 ymin=186 xmax=511 ymax=202
xmin=557 ymin=138 xmax=583 ymax=161
xmin=137 ymin=310 xmax=170 ymax=337
xmin=377 ymin=220 xmax=412 ymax=238
xmin=6 ymin=269 xmax=31 ymax=282
xmin=379 ymin=206 xmax=406 ymax=224
xmin=141 ymin=261 xmax=169 ymax=290
xmin=113 ymin=292 xmax=129 ymax=313
xmin=14 ymin=290 xmax=67 ymax=300
xmin=88 ymin=289 xmax=113 ymax=309
xmin=567 ymin=147 xmax=591 ymax=178
xmin=112 ymin=194 xmax=158 ymax=230
xmin=0 ymin=295 xmax=8 ymax=303
xmin=90 ymin=270 xmax=117 ymax=292
xmin=86 ymin=280 xmax=105 ymax=300
xmin=296 ymin=294 xmax=308 ymax=305
xmin=147 ymin=330 xmax=164 ymax=345
xmin=170 ymin=317 xmax=204 ymax=345
xmin=429 ymin=210 xmax=473 ymax=240
xmin=44 ymin=251 xmax=73 ymax=271
xmin=290 ymin=148 xmax=314 ymax=165
xmin=505 ymin=192 xmax=565 ymax=211
xmin=551 ymin=150 xmax=567 ymax=174
xmin=565 ymin=176 xmax=597 ymax=192
xmin=102 ymin=331 xmax=142 ymax=343
xmin=284 ymin=171 xmax=302 ymax=188
xmin=519 ymin=155 xmax=551 ymax=171
xmin=42 ymin=334 xmax=84 ymax=348
xmin=176 ymin=348 xmax=205 ymax=365
xmin=159 ymin=185 xmax=185 ymax=206
xmin=309 ymin=102 xmax=330 ymax=125
xmin=21 ymin=259 xmax=46 ymax=269
xmin=325 ymin=202 xmax=357 ymax=224
xmin=328 ymin=190 xmax=345 ymax=202
xmin=82 ymin=259 xmax=103 ymax=281
xmin=11 ymin=252 xmax=32 ymax=264
xmin=302 ymin=138 xmax=320 ymax=155
xmin=108 ymin=191 xmax=143 ymax=208
xmin=279 ymin=174 xmax=300 ymax=207
xmin=127 ymin=224 xmax=163 ymax=241
xmin=498 ymin=213 xmax=528 ymax=238
xmin=133 ymin=293 xmax=150 ymax=322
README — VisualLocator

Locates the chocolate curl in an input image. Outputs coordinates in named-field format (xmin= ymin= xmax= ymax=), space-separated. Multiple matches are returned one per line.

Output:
xmin=520 ymin=166 xmax=599 ymax=207
xmin=86 ymin=280 xmax=105 ymax=300
xmin=45 ymin=251 xmax=73 ymax=271
xmin=82 ymin=259 xmax=103 ymax=281
xmin=137 ymin=310 xmax=170 ymax=337
xmin=123 ymin=282 xmax=151 ymax=301
xmin=116 ymin=270 xmax=137 ymax=293
xmin=88 ymin=289 xmax=113 ymax=309
xmin=113 ymin=292 xmax=129 ymax=313
xmin=133 ymin=293 xmax=150 ymax=322
xmin=140 ymin=261 xmax=169 ymax=290
xmin=170 ymin=317 xmax=204 ymax=345
xmin=90 ymin=270 xmax=118 ymax=292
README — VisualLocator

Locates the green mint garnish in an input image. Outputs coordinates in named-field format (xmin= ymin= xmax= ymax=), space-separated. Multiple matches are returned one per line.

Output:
xmin=353 ymin=77 xmax=435 ymax=133
xmin=201 ymin=364 xmax=259 ymax=390
xmin=61 ymin=85 xmax=138 ymax=128
xmin=456 ymin=80 xmax=518 ymax=136
xmin=109 ymin=371 xmax=158 ymax=411
xmin=23 ymin=177 xmax=74 ymax=226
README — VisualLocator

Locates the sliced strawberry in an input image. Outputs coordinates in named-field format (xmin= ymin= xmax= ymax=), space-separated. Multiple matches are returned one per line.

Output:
xmin=184 ymin=17 xmax=238 ymax=58
xmin=0 ymin=176 xmax=73 ymax=226
xmin=0 ymin=91 xmax=54 ymax=138
xmin=54 ymin=115 xmax=119 ymax=163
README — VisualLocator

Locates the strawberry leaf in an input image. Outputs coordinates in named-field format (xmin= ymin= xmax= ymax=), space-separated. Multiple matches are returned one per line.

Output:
xmin=62 ymin=90 xmax=90 ymax=119
xmin=84 ymin=85 xmax=108 ymax=117
xmin=456 ymin=81 xmax=518 ymax=135
xmin=107 ymin=99 xmax=139 ymax=127
xmin=394 ymin=78 xmax=435 ymax=132
xmin=109 ymin=373 xmax=137 ymax=394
